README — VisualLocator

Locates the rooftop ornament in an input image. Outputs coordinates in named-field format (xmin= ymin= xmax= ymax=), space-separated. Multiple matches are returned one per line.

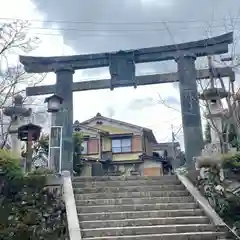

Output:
xmin=73 ymin=120 xmax=81 ymax=132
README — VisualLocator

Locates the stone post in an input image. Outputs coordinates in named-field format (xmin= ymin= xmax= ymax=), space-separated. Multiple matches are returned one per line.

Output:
xmin=55 ymin=68 xmax=74 ymax=172
xmin=175 ymin=53 xmax=204 ymax=167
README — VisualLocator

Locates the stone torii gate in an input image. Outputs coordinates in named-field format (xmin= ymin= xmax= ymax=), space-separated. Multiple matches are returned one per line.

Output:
xmin=20 ymin=32 xmax=233 ymax=172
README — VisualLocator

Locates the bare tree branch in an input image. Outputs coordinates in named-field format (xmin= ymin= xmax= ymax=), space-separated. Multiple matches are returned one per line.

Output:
xmin=0 ymin=20 xmax=46 ymax=148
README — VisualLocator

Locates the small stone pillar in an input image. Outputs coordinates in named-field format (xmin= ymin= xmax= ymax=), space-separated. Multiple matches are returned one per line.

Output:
xmin=3 ymin=95 xmax=32 ymax=156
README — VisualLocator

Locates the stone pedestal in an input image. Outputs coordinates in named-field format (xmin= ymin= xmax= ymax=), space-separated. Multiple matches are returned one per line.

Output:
xmin=208 ymin=100 xmax=223 ymax=144
xmin=9 ymin=118 xmax=24 ymax=156
xmin=11 ymin=132 xmax=22 ymax=156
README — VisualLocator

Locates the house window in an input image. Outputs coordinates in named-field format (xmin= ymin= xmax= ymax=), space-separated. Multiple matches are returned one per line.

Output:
xmin=81 ymin=140 xmax=88 ymax=154
xmin=112 ymin=138 xmax=132 ymax=153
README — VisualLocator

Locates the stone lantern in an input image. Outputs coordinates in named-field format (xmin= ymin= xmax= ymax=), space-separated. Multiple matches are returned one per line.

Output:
xmin=3 ymin=94 xmax=32 ymax=156
xmin=44 ymin=94 xmax=64 ymax=172
xmin=199 ymin=87 xmax=228 ymax=148
xmin=18 ymin=123 xmax=41 ymax=172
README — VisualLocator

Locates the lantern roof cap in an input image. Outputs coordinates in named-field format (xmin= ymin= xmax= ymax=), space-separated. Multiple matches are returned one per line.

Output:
xmin=199 ymin=87 xmax=229 ymax=100
xmin=18 ymin=123 xmax=41 ymax=132
xmin=44 ymin=94 xmax=63 ymax=103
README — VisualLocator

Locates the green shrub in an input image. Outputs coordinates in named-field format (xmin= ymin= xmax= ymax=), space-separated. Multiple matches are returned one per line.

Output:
xmin=0 ymin=150 xmax=68 ymax=240
xmin=221 ymin=153 xmax=240 ymax=172
xmin=0 ymin=149 xmax=23 ymax=179
xmin=197 ymin=165 xmax=240 ymax=236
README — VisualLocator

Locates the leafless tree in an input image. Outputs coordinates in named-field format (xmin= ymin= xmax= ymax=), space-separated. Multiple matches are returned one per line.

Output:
xmin=0 ymin=20 xmax=46 ymax=148
xmin=197 ymin=53 xmax=240 ymax=153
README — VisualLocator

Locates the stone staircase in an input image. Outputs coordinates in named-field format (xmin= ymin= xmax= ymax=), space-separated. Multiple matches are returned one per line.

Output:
xmin=73 ymin=175 xmax=228 ymax=239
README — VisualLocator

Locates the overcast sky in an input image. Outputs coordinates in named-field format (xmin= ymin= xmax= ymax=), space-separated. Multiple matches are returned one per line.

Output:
xmin=1 ymin=0 xmax=240 ymax=147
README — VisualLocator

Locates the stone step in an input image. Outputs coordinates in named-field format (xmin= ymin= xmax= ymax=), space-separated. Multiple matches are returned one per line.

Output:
xmin=73 ymin=175 xmax=178 ymax=182
xmin=82 ymin=231 xmax=226 ymax=240
xmin=73 ymin=179 xmax=181 ymax=188
xmin=76 ymin=196 xmax=194 ymax=206
xmin=74 ymin=184 xmax=185 ymax=194
xmin=77 ymin=202 xmax=198 ymax=214
xmin=82 ymin=224 xmax=216 ymax=238
xmin=75 ymin=190 xmax=189 ymax=200
xmin=79 ymin=209 xmax=205 ymax=221
xmin=80 ymin=216 xmax=210 ymax=229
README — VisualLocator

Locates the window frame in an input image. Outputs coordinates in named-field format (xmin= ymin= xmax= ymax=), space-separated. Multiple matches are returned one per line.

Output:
xmin=111 ymin=137 xmax=132 ymax=153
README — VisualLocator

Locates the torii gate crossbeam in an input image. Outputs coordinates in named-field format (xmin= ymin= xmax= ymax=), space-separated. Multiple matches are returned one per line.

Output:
xmin=20 ymin=32 xmax=233 ymax=172
xmin=26 ymin=67 xmax=233 ymax=96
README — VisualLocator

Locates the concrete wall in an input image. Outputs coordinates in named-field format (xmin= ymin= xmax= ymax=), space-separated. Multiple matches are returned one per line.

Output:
xmin=152 ymin=142 xmax=181 ymax=158
xmin=81 ymin=164 xmax=92 ymax=176
xmin=141 ymin=160 xmax=163 ymax=176
xmin=118 ymin=164 xmax=137 ymax=176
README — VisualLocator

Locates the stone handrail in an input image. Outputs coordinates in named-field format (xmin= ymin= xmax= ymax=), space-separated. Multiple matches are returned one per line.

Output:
xmin=62 ymin=171 xmax=82 ymax=240
xmin=177 ymin=173 xmax=240 ymax=239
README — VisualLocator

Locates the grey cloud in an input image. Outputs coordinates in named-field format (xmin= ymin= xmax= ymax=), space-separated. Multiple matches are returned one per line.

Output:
xmin=128 ymin=95 xmax=180 ymax=111
xmin=128 ymin=97 xmax=156 ymax=110
xmin=105 ymin=106 xmax=116 ymax=118
xmin=31 ymin=0 xmax=240 ymax=77
xmin=164 ymin=96 xmax=180 ymax=106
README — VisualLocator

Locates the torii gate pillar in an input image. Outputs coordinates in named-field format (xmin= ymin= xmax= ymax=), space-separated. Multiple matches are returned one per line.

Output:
xmin=54 ymin=68 xmax=74 ymax=172
xmin=176 ymin=54 xmax=203 ymax=166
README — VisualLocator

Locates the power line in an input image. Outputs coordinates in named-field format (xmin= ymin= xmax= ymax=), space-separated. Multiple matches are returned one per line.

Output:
xmin=1 ymin=16 xmax=240 ymax=25
xmin=1 ymin=16 xmax=239 ymax=38
xmin=23 ymin=22 xmax=240 ymax=32
xmin=23 ymin=26 xmax=239 ymax=38
xmin=26 ymin=24 xmax=240 ymax=36
xmin=173 ymin=125 xmax=183 ymax=138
